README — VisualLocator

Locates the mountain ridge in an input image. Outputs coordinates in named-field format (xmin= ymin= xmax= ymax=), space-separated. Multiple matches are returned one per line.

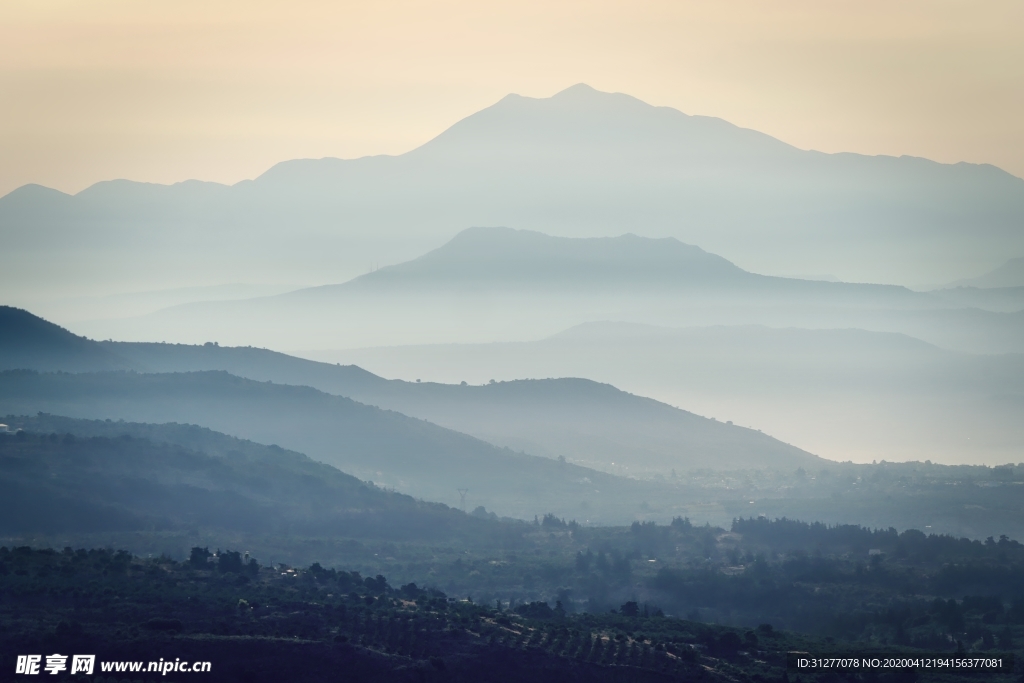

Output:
xmin=65 ymin=228 xmax=1024 ymax=354
xmin=289 ymin=228 xmax=755 ymax=295
xmin=4 ymin=84 xmax=1023 ymax=298
xmin=0 ymin=305 xmax=824 ymax=476
xmin=0 ymin=414 xmax=515 ymax=543
xmin=0 ymin=305 xmax=132 ymax=372
xmin=6 ymin=85 xmax=1022 ymax=202
xmin=0 ymin=368 xmax=827 ymax=525
xmin=326 ymin=320 xmax=1024 ymax=466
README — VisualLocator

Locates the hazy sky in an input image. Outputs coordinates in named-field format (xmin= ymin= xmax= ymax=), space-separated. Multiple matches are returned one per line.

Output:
xmin=2 ymin=0 xmax=1022 ymax=198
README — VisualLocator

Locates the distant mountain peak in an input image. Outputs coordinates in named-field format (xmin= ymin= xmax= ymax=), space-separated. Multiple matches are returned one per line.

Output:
xmin=0 ymin=183 xmax=73 ymax=205
xmin=5 ymin=85 xmax=1024 ymax=292
xmin=327 ymin=227 xmax=748 ymax=292
xmin=549 ymin=83 xmax=615 ymax=101
xmin=556 ymin=82 xmax=599 ymax=94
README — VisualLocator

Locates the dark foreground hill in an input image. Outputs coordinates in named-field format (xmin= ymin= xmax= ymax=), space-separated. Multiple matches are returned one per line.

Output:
xmin=0 ymin=420 xmax=511 ymax=547
xmin=4 ymin=418 xmax=1024 ymax=653
xmin=8 ymin=413 xmax=1024 ymax=543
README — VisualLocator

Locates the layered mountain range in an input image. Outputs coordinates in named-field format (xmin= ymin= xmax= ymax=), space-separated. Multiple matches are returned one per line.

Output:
xmin=0 ymin=415 xmax=505 ymax=543
xmin=4 ymin=84 xmax=1023 ymax=312
xmin=333 ymin=321 xmax=1024 ymax=466
xmin=0 ymin=306 xmax=820 ymax=482
xmin=59 ymin=227 xmax=1024 ymax=354
xmin=4 ymin=307 xmax=1024 ymax=537
xmin=2 ymin=83 xmax=1021 ymax=527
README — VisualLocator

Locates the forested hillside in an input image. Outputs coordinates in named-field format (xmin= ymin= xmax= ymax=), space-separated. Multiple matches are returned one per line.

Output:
xmin=0 ymin=426 xmax=515 ymax=546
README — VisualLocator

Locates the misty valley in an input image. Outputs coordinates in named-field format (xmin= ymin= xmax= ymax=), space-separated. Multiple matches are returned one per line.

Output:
xmin=3 ymin=85 xmax=1024 ymax=682
xmin=2 ymin=296 xmax=1023 ymax=682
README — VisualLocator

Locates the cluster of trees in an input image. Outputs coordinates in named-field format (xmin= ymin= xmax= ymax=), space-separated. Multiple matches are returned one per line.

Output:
xmin=683 ymin=461 xmax=1024 ymax=541
xmin=0 ymin=546 xmax=779 ymax=683
xmin=633 ymin=519 xmax=1024 ymax=642
xmin=187 ymin=546 xmax=260 ymax=577
xmin=3 ymin=544 xmax=1023 ymax=682
xmin=733 ymin=516 xmax=1024 ymax=562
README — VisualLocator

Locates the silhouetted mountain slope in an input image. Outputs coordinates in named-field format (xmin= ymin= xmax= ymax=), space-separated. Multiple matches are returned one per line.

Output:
xmin=0 ymin=307 xmax=824 ymax=474
xmin=0 ymin=415 xmax=511 ymax=543
xmin=318 ymin=227 xmax=751 ymax=292
xmin=337 ymin=378 xmax=821 ymax=474
xmin=252 ymin=85 xmax=1024 ymax=286
xmin=0 ymin=370 xmax=748 ymax=524
xmin=5 ymin=390 xmax=1024 ymax=540
xmin=4 ymin=85 xmax=1023 ymax=307
xmin=103 ymin=342 xmax=821 ymax=474
xmin=0 ymin=305 xmax=131 ymax=372
xmin=286 ymin=228 xmax=931 ymax=304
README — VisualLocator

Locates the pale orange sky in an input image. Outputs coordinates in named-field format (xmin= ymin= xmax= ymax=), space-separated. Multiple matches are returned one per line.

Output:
xmin=2 ymin=0 xmax=1022 ymax=198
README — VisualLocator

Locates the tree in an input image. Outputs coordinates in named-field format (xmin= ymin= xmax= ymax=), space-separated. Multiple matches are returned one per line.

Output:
xmin=189 ymin=546 xmax=211 ymax=569
xmin=218 ymin=550 xmax=243 ymax=574
xmin=575 ymin=550 xmax=593 ymax=572
xmin=717 ymin=631 xmax=742 ymax=657
xmin=516 ymin=601 xmax=555 ymax=619
xmin=364 ymin=574 xmax=388 ymax=593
